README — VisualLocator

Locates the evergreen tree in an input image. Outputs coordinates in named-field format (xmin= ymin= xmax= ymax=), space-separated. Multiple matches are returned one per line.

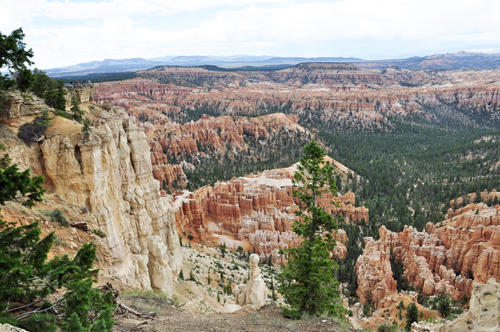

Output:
xmin=271 ymin=277 xmax=277 ymax=301
xmin=179 ymin=269 xmax=184 ymax=280
xmin=81 ymin=118 xmax=92 ymax=140
xmin=363 ymin=302 xmax=371 ymax=317
xmin=0 ymin=156 xmax=114 ymax=329
xmin=70 ymin=97 xmax=84 ymax=123
xmin=90 ymin=319 xmax=106 ymax=332
xmin=92 ymin=308 xmax=114 ymax=332
xmin=267 ymin=253 xmax=273 ymax=266
xmin=17 ymin=314 xmax=57 ymax=332
xmin=0 ymin=28 xmax=34 ymax=91
xmin=278 ymin=140 xmax=346 ymax=318
xmin=189 ymin=270 xmax=196 ymax=282
xmin=405 ymin=302 xmax=418 ymax=331
xmin=438 ymin=293 xmax=451 ymax=318
xmin=61 ymin=312 xmax=86 ymax=332
xmin=220 ymin=242 xmax=226 ymax=257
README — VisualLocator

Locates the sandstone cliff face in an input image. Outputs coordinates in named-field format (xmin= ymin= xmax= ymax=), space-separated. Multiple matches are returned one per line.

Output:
xmin=356 ymin=203 xmax=500 ymax=307
xmin=173 ymin=161 xmax=365 ymax=263
xmin=437 ymin=277 xmax=500 ymax=332
xmin=2 ymin=92 xmax=182 ymax=296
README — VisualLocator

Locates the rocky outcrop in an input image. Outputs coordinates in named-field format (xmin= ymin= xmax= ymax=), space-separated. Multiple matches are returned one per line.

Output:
xmin=356 ymin=203 xmax=500 ymax=307
xmin=3 ymin=92 xmax=182 ymax=297
xmin=355 ymin=237 xmax=398 ymax=306
xmin=438 ymin=278 xmax=500 ymax=332
xmin=0 ymin=91 xmax=48 ymax=126
xmin=66 ymin=84 xmax=94 ymax=109
xmin=0 ymin=324 xmax=28 ymax=332
xmin=234 ymin=254 xmax=268 ymax=309
xmin=173 ymin=161 xmax=362 ymax=263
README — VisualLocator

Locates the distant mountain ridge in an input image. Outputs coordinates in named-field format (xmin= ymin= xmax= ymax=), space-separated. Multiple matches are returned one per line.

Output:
xmin=45 ymin=52 xmax=500 ymax=77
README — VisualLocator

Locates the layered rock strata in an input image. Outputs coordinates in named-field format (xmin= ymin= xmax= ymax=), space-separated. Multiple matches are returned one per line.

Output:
xmin=93 ymin=69 xmax=500 ymax=132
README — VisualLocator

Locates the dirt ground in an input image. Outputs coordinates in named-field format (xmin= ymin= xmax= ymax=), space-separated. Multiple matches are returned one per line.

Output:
xmin=114 ymin=300 xmax=355 ymax=332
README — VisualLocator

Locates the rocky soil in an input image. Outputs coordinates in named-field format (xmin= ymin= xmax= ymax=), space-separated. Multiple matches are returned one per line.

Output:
xmin=113 ymin=303 xmax=353 ymax=332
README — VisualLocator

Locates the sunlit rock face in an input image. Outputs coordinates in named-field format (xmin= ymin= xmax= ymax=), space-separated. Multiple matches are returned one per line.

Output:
xmin=3 ymin=92 xmax=182 ymax=297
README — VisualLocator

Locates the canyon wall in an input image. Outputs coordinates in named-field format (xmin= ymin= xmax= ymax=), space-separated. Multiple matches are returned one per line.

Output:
xmin=93 ymin=71 xmax=500 ymax=133
xmin=2 ymin=90 xmax=182 ymax=297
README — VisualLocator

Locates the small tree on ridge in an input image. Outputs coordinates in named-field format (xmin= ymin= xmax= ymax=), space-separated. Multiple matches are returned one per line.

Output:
xmin=278 ymin=139 xmax=346 ymax=319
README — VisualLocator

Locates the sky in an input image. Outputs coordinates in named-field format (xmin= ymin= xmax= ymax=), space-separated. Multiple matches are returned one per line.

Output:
xmin=2 ymin=0 xmax=500 ymax=69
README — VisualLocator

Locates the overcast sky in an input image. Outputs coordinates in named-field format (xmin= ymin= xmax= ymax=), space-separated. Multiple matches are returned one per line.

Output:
xmin=2 ymin=0 xmax=500 ymax=69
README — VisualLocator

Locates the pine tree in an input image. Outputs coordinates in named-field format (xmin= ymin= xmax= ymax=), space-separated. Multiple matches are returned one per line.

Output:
xmin=61 ymin=312 xmax=86 ymax=332
xmin=179 ymin=269 xmax=184 ymax=280
xmin=438 ymin=293 xmax=451 ymax=318
xmin=278 ymin=140 xmax=346 ymax=318
xmin=217 ymin=293 xmax=221 ymax=303
xmin=70 ymin=97 xmax=84 ymax=123
xmin=0 ymin=155 xmax=115 ymax=328
xmin=267 ymin=253 xmax=273 ymax=266
xmin=92 ymin=308 xmax=114 ymax=332
xmin=405 ymin=302 xmax=418 ymax=330
xmin=81 ymin=118 xmax=92 ymax=140
xmin=0 ymin=28 xmax=34 ymax=91
xmin=90 ymin=318 xmax=106 ymax=332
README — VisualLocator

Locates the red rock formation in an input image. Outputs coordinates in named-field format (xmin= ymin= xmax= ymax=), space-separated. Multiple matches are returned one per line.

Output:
xmin=356 ymin=202 xmax=500 ymax=307
xmin=93 ymin=74 xmax=500 ymax=134
xmin=173 ymin=161 xmax=367 ymax=263
xmin=356 ymin=236 xmax=398 ymax=306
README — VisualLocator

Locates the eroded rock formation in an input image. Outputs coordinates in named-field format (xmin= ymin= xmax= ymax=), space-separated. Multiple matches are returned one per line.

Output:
xmin=173 ymin=160 xmax=366 ymax=263
xmin=356 ymin=202 xmax=500 ymax=307
xmin=234 ymin=254 xmax=268 ymax=309
xmin=93 ymin=67 xmax=500 ymax=133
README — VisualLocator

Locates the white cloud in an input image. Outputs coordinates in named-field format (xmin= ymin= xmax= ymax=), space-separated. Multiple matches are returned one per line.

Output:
xmin=2 ymin=0 xmax=500 ymax=68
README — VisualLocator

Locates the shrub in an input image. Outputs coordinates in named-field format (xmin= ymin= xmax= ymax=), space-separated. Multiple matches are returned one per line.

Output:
xmin=21 ymin=93 xmax=33 ymax=100
xmin=377 ymin=324 xmax=399 ymax=332
xmin=54 ymin=109 xmax=74 ymax=120
xmin=17 ymin=110 xmax=52 ymax=146
xmin=91 ymin=229 xmax=107 ymax=238
xmin=49 ymin=209 xmax=69 ymax=226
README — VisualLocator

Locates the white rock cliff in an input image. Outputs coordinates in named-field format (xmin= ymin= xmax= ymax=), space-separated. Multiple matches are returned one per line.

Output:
xmin=3 ymin=90 xmax=182 ymax=297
